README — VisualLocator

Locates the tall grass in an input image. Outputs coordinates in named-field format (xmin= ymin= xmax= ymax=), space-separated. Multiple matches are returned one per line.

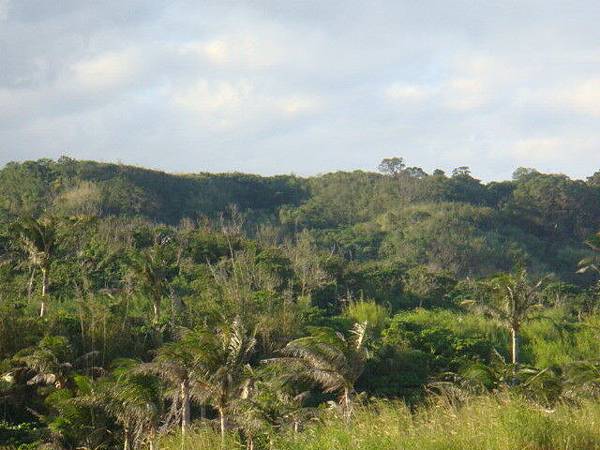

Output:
xmin=160 ymin=394 xmax=600 ymax=450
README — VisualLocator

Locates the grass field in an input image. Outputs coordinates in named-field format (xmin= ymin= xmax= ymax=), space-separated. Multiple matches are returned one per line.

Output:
xmin=159 ymin=394 xmax=600 ymax=450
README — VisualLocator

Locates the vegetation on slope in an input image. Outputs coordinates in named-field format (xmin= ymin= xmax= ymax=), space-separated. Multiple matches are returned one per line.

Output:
xmin=0 ymin=157 xmax=598 ymax=449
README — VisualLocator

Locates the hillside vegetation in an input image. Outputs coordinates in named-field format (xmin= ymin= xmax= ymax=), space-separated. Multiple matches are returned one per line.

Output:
xmin=0 ymin=157 xmax=599 ymax=449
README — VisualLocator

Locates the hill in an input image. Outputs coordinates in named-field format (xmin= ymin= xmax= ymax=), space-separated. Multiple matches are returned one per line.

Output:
xmin=1 ymin=157 xmax=598 ymax=281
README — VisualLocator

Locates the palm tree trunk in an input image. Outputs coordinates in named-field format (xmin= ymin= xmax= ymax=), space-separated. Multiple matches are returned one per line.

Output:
xmin=218 ymin=406 xmax=226 ymax=447
xmin=342 ymin=387 xmax=351 ymax=421
xmin=149 ymin=425 xmax=157 ymax=450
xmin=123 ymin=426 xmax=130 ymax=450
xmin=181 ymin=379 xmax=190 ymax=434
xmin=153 ymin=296 xmax=161 ymax=324
xmin=40 ymin=267 xmax=48 ymax=317
xmin=511 ymin=326 xmax=519 ymax=365
xmin=27 ymin=266 xmax=36 ymax=299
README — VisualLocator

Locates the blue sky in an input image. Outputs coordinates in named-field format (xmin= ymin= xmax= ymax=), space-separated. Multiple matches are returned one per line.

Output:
xmin=1 ymin=0 xmax=599 ymax=180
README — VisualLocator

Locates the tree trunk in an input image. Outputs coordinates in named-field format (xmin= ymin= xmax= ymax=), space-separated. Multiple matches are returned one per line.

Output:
xmin=342 ymin=387 xmax=351 ymax=421
xmin=149 ymin=426 xmax=157 ymax=450
xmin=181 ymin=379 xmax=190 ymax=435
xmin=123 ymin=427 xmax=130 ymax=450
xmin=27 ymin=266 xmax=36 ymax=299
xmin=511 ymin=326 xmax=519 ymax=366
xmin=153 ymin=296 xmax=161 ymax=324
xmin=218 ymin=407 xmax=226 ymax=447
xmin=40 ymin=267 xmax=48 ymax=317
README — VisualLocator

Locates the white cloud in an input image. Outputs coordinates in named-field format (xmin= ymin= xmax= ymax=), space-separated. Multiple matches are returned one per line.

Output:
xmin=279 ymin=95 xmax=321 ymax=115
xmin=385 ymin=83 xmax=431 ymax=102
xmin=511 ymin=137 xmax=565 ymax=160
xmin=385 ymin=77 xmax=491 ymax=111
xmin=71 ymin=50 xmax=140 ymax=90
xmin=556 ymin=79 xmax=600 ymax=116
xmin=179 ymin=35 xmax=284 ymax=69
xmin=172 ymin=79 xmax=321 ymax=130
xmin=173 ymin=79 xmax=252 ymax=114
xmin=442 ymin=77 xmax=490 ymax=111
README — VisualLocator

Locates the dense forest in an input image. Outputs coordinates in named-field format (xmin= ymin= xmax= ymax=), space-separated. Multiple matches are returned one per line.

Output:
xmin=0 ymin=157 xmax=599 ymax=449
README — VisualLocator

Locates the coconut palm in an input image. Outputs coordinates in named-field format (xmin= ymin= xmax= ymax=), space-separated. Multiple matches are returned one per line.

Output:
xmin=79 ymin=361 xmax=161 ymax=450
xmin=139 ymin=319 xmax=257 ymax=445
xmin=10 ymin=216 xmax=58 ymax=317
xmin=230 ymin=397 xmax=272 ymax=450
xmin=11 ymin=335 xmax=100 ymax=390
xmin=462 ymin=269 xmax=545 ymax=366
xmin=577 ymin=231 xmax=600 ymax=276
xmin=138 ymin=330 xmax=204 ymax=438
xmin=564 ymin=359 xmax=600 ymax=400
xmin=268 ymin=322 xmax=369 ymax=419
xmin=194 ymin=318 xmax=257 ymax=444
xmin=128 ymin=237 xmax=177 ymax=324
xmin=431 ymin=350 xmax=563 ymax=406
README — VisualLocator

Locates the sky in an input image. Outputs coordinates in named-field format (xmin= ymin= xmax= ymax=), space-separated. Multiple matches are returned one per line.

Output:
xmin=1 ymin=0 xmax=599 ymax=181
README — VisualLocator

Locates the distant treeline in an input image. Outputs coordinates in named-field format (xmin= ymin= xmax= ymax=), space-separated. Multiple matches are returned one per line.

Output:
xmin=1 ymin=157 xmax=598 ymax=281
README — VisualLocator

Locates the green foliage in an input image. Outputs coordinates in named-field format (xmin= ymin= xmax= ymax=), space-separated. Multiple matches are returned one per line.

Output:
xmin=1 ymin=157 xmax=600 ymax=448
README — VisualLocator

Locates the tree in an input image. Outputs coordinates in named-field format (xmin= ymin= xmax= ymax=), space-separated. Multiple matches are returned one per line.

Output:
xmin=404 ymin=167 xmax=428 ymax=179
xmin=11 ymin=336 xmax=99 ymax=390
xmin=577 ymin=232 xmax=600 ymax=277
xmin=140 ymin=319 xmax=256 ymax=445
xmin=512 ymin=167 xmax=539 ymax=181
xmin=452 ymin=166 xmax=472 ymax=178
xmin=463 ymin=270 xmax=545 ymax=366
xmin=269 ymin=322 xmax=369 ymax=419
xmin=194 ymin=318 xmax=257 ymax=444
xmin=377 ymin=157 xmax=406 ymax=177
xmin=286 ymin=230 xmax=329 ymax=298
xmin=587 ymin=170 xmax=600 ymax=187
xmin=128 ymin=235 xmax=177 ymax=324
xmin=82 ymin=362 xmax=161 ymax=450
xmin=138 ymin=329 xmax=205 ymax=440
xmin=10 ymin=217 xmax=58 ymax=317
xmin=403 ymin=266 xmax=456 ymax=308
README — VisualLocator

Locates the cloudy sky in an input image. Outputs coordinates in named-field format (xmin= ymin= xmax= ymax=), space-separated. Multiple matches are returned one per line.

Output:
xmin=1 ymin=0 xmax=599 ymax=180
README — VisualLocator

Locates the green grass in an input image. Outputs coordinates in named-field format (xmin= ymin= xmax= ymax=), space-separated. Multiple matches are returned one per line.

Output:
xmin=160 ymin=395 xmax=600 ymax=450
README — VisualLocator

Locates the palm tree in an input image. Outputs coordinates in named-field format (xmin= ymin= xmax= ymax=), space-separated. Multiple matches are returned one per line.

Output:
xmin=463 ymin=269 xmax=545 ymax=366
xmin=431 ymin=351 xmax=563 ymax=406
xmin=128 ymin=238 xmax=177 ymax=324
xmin=138 ymin=330 xmax=204 ymax=438
xmin=10 ymin=216 xmax=58 ymax=317
xmin=564 ymin=359 xmax=600 ymax=399
xmin=11 ymin=335 xmax=100 ymax=390
xmin=577 ymin=231 xmax=600 ymax=276
xmin=194 ymin=318 xmax=257 ymax=444
xmin=140 ymin=319 xmax=256 ymax=445
xmin=79 ymin=361 xmax=161 ymax=450
xmin=268 ymin=322 xmax=369 ymax=419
